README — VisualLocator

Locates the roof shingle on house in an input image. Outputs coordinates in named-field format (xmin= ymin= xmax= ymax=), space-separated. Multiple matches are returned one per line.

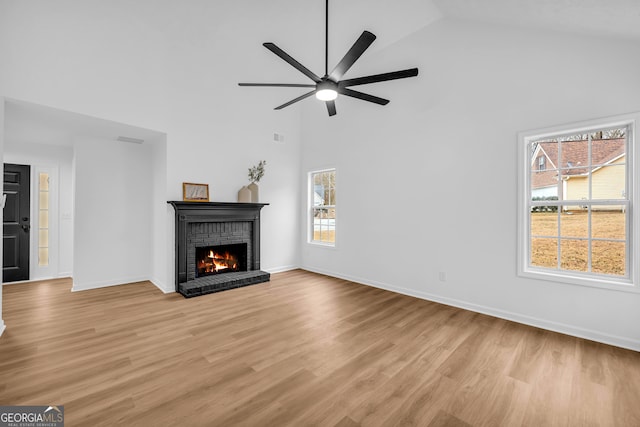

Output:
xmin=531 ymin=138 xmax=625 ymax=190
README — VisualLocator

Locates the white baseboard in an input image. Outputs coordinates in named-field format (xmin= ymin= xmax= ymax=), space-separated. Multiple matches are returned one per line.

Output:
xmin=7 ymin=274 xmax=72 ymax=284
xmin=264 ymin=265 xmax=299 ymax=274
xmin=150 ymin=277 xmax=174 ymax=294
xmin=0 ymin=321 xmax=5 ymax=337
xmin=301 ymin=266 xmax=640 ymax=352
xmin=2 ymin=279 xmax=32 ymax=285
xmin=57 ymin=271 xmax=72 ymax=278
xmin=9 ymin=275 xmax=71 ymax=284
xmin=71 ymin=275 xmax=151 ymax=292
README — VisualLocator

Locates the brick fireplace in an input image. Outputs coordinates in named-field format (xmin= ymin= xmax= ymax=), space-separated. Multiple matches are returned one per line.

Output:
xmin=168 ymin=201 xmax=270 ymax=298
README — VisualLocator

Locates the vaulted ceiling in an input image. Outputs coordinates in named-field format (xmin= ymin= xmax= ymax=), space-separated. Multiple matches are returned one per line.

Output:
xmin=434 ymin=0 xmax=640 ymax=41
xmin=4 ymin=0 xmax=639 ymax=146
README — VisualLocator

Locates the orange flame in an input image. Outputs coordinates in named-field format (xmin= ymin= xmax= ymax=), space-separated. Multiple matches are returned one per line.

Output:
xmin=202 ymin=250 xmax=238 ymax=272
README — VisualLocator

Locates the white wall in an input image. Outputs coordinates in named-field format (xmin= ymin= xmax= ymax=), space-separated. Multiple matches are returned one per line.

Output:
xmin=300 ymin=19 xmax=640 ymax=350
xmin=3 ymin=141 xmax=74 ymax=278
xmin=73 ymin=138 xmax=154 ymax=290
xmin=150 ymin=136 xmax=170 ymax=292
xmin=0 ymin=1 xmax=303 ymax=293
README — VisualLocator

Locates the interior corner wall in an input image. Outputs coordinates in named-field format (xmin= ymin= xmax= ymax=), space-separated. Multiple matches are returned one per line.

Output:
xmin=73 ymin=138 xmax=154 ymax=290
xmin=150 ymin=136 xmax=170 ymax=292
xmin=300 ymin=19 xmax=640 ymax=350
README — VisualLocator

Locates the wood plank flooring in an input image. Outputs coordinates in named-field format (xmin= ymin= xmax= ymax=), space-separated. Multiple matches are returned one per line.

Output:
xmin=1 ymin=269 xmax=639 ymax=426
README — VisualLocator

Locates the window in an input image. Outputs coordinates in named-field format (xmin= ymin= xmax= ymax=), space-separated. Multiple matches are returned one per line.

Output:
xmin=518 ymin=114 xmax=640 ymax=291
xmin=538 ymin=155 xmax=546 ymax=171
xmin=309 ymin=169 xmax=336 ymax=245
xmin=38 ymin=172 xmax=49 ymax=267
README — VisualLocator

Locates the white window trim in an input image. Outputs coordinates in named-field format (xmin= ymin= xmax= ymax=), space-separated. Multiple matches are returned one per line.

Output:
xmin=517 ymin=112 xmax=640 ymax=293
xmin=307 ymin=168 xmax=337 ymax=248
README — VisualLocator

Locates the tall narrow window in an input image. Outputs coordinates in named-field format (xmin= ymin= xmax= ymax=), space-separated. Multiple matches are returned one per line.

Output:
xmin=38 ymin=172 xmax=49 ymax=266
xmin=518 ymin=114 xmax=640 ymax=291
xmin=309 ymin=169 xmax=336 ymax=245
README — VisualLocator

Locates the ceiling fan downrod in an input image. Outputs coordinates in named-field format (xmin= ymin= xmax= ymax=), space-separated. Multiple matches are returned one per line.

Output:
xmin=238 ymin=0 xmax=419 ymax=117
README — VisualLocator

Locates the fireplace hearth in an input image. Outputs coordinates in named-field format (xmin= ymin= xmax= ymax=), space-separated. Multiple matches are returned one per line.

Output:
xmin=169 ymin=202 xmax=270 ymax=298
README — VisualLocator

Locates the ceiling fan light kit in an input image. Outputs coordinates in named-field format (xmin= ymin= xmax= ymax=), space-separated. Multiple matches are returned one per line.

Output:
xmin=315 ymin=81 xmax=338 ymax=101
xmin=239 ymin=0 xmax=419 ymax=117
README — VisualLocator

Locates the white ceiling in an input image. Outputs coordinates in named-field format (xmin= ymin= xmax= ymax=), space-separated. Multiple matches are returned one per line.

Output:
xmin=3 ymin=0 xmax=639 ymax=147
xmin=433 ymin=0 xmax=640 ymax=41
xmin=227 ymin=0 xmax=640 ymax=83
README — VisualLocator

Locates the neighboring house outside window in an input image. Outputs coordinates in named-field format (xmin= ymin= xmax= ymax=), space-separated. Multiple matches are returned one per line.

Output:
xmin=518 ymin=114 xmax=640 ymax=292
xmin=309 ymin=169 xmax=336 ymax=245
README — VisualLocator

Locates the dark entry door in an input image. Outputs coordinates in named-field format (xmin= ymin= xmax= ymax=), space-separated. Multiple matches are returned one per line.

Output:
xmin=3 ymin=163 xmax=30 ymax=282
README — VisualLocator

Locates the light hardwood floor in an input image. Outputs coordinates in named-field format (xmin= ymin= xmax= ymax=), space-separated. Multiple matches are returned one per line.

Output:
xmin=1 ymin=269 xmax=639 ymax=426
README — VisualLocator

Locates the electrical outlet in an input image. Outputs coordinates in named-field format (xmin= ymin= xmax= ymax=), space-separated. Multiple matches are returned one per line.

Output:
xmin=438 ymin=272 xmax=447 ymax=282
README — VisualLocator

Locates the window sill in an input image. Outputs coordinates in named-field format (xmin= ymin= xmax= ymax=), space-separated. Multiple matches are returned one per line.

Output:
xmin=307 ymin=241 xmax=337 ymax=249
xmin=518 ymin=268 xmax=640 ymax=294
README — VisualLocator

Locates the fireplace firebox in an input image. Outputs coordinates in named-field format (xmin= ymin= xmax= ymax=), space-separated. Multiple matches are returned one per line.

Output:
xmin=169 ymin=201 xmax=270 ymax=298
xmin=196 ymin=243 xmax=247 ymax=277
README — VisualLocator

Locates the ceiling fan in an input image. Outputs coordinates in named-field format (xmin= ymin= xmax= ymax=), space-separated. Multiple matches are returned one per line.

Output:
xmin=238 ymin=0 xmax=419 ymax=117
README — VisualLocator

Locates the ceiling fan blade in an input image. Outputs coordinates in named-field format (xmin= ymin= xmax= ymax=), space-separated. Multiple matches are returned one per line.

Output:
xmin=338 ymin=68 xmax=419 ymax=88
xmin=339 ymin=88 xmax=389 ymax=106
xmin=326 ymin=100 xmax=337 ymax=116
xmin=329 ymin=31 xmax=376 ymax=81
xmin=274 ymin=90 xmax=317 ymax=110
xmin=239 ymin=83 xmax=316 ymax=88
xmin=263 ymin=43 xmax=322 ymax=83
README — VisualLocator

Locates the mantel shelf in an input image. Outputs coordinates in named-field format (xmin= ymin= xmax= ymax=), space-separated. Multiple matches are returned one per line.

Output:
xmin=168 ymin=201 xmax=269 ymax=209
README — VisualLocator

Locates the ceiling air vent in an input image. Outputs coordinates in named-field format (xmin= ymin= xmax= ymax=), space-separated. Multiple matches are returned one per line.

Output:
xmin=117 ymin=136 xmax=144 ymax=144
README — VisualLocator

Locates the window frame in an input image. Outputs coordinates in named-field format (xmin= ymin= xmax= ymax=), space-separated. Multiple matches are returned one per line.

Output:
xmin=517 ymin=113 xmax=640 ymax=293
xmin=308 ymin=168 xmax=337 ymax=247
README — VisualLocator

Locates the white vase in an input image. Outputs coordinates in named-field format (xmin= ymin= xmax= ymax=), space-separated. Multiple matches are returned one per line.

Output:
xmin=248 ymin=182 xmax=259 ymax=202
xmin=237 ymin=186 xmax=251 ymax=203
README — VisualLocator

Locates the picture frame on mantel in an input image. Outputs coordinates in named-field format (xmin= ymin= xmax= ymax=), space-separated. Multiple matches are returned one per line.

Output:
xmin=182 ymin=182 xmax=209 ymax=202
